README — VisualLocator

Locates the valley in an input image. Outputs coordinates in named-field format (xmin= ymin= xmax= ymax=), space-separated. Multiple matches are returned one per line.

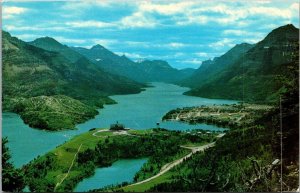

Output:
xmin=2 ymin=22 xmax=299 ymax=192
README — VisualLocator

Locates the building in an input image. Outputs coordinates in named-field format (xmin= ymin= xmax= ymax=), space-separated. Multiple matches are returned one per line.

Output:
xmin=110 ymin=121 xmax=125 ymax=131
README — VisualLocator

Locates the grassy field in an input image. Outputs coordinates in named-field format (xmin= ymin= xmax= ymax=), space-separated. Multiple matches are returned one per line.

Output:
xmin=52 ymin=129 xmax=109 ymax=168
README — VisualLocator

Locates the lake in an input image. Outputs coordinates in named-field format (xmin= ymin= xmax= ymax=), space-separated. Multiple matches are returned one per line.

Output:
xmin=74 ymin=158 xmax=148 ymax=192
xmin=2 ymin=82 xmax=236 ymax=190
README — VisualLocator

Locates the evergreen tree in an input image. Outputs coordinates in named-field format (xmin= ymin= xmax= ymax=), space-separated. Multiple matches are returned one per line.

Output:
xmin=2 ymin=137 xmax=25 ymax=192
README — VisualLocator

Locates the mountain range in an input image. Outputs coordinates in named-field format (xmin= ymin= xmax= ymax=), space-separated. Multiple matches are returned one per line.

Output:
xmin=2 ymin=31 xmax=145 ymax=130
xmin=182 ymin=24 xmax=299 ymax=103
xmin=72 ymin=45 xmax=195 ymax=83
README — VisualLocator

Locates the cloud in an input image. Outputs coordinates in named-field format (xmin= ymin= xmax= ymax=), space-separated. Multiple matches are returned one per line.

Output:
xmin=209 ymin=38 xmax=235 ymax=49
xmin=58 ymin=1 xmax=299 ymax=30
xmin=139 ymin=1 xmax=195 ymax=15
xmin=169 ymin=1 xmax=298 ymax=27
xmin=65 ymin=20 xmax=116 ymax=28
xmin=3 ymin=6 xmax=28 ymax=19
xmin=119 ymin=12 xmax=158 ymax=28
xmin=243 ymin=38 xmax=261 ymax=44
xmin=223 ymin=30 xmax=247 ymax=36
xmin=195 ymin=52 xmax=209 ymax=57
xmin=91 ymin=39 xmax=119 ymax=48
xmin=180 ymin=58 xmax=203 ymax=65
xmin=4 ymin=24 xmax=72 ymax=32
xmin=290 ymin=2 xmax=299 ymax=10
xmin=14 ymin=34 xmax=43 ymax=41
xmin=249 ymin=6 xmax=292 ymax=19
xmin=115 ymin=52 xmax=145 ymax=59
xmin=62 ymin=0 xmax=115 ymax=11
xmin=54 ymin=36 xmax=86 ymax=44
xmin=168 ymin=42 xmax=185 ymax=49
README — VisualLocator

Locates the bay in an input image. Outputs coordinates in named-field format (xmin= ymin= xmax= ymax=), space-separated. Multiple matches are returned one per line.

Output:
xmin=2 ymin=82 xmax=237 ymax=168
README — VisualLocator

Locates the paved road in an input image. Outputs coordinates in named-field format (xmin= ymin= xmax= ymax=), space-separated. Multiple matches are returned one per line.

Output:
xmin=128 ymin=137 xmax=223 ymax=186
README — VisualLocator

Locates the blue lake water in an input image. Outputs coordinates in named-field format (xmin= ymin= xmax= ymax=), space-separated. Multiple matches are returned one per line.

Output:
xmin=74 ymin=158 xmax=148 ymax=192
xmin=2 ymin=82 xmax=236 ymax=168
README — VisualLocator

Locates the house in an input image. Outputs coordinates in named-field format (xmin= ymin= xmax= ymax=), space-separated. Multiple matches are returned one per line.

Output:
xmin=110 ymin=121 xmax=125 ymax=131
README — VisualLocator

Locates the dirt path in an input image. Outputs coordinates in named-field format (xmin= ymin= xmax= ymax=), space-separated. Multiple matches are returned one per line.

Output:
xmin=54 ymin=143 xmax=82 ymax=191
xmin=128 ymin=133 xmax=225 ymax=187
xmin=92 ymin=129 xmax=139 ymax=138
xmin=92 ymin=129 xmax=109 ymax=137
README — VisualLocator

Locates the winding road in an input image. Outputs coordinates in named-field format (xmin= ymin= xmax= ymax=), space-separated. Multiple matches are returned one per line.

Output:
xmin=128 ymin=133 xmax=225 ymax=187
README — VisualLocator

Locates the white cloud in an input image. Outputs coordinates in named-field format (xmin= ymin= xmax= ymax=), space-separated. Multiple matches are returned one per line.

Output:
xmin=65 ymin=20 xmax=116 ymax=28
xmin=119 ymin=12 xmax=158 ymax=28
xmin=139 ymin=1 xmax=195 ymax=15
xmin=181 ymin=58 xmax=203 ymax=66
xmin=3 ymin=6 xmax=28 ymax=19
xmin=4 ymin=24 xmax=72 ymax=32
xmin=14 ymin=34 xmax=43 ymax=41
xmin=243 ymin=38 xmax=261 ymax=44
xmin=209 ymin=38 xmax=235 ymax=49
xmin=115 ymin=52 xmax=144 ymax=59
xmin=195 ymin=52 xmax=209 ymax=57
xmin=91 ymin=39 xmax=119 ymax=48
xmin=249 ymin=7 xmax=292 ymax=19
xmin=168 ymin=42 xmax=185 ymax=49
xmin=290 ymin=2 xmax=299 ymax=10
xmin=54 ymin=36 xmax=86 ymax=44
xmin=62 ymin=0 xmax=115 ymax=11
xmin=223 ymin=30 xmax=247 ymax=36
xmin=173 ymin=52 xmax=184 ymax=57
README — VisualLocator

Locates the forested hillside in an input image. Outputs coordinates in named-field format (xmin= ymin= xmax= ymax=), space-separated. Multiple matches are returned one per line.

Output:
xmin=2 ymin=31 xmax=145 ymax=130
xmin=184 ymin=24 xmax=299 ymax=104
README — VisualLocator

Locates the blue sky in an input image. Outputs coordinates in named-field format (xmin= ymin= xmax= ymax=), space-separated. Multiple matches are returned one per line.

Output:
xmin=2 ymin=0 xmax=299 ymax=69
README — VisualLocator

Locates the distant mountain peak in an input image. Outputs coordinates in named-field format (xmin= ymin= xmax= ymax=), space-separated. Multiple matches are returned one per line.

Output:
xmin=91 ymin=44 xmax=106 ymax=50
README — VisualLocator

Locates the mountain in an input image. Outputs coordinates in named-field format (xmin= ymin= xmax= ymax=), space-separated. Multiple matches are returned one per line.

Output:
xmin=2 ymin=31 xmax=145 ymax=130
xmin=29 ymin=37 xmax=83 ymax=63
xmin=72 ymin=45 xmax=195 ymax=83
xmin=184 ymin=24 xmax=299 ymax=103
xmin=136 ymin=60 xmax=195 ymax=83
xmin=181 ymin=43 xmax=254 ymax=88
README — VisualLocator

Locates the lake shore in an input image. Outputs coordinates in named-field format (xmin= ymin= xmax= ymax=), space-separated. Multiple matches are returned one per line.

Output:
xmin=162 ymin=103 xmax=273 ymax=129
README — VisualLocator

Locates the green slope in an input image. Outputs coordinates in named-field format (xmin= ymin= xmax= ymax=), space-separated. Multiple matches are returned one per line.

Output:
xmin=2 ymin=31 xmax=145 ymax=130
xmin=29 ymin=37 xmax=83 ymax=63
xmin=185 ymin=24 xmax=299 ymax=104
xmin=181 ymin=43 xmax=254 ymax=88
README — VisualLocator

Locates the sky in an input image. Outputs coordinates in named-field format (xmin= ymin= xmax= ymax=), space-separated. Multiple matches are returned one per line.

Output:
xmin=2 ymin=0 xmax=299 ymax=69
